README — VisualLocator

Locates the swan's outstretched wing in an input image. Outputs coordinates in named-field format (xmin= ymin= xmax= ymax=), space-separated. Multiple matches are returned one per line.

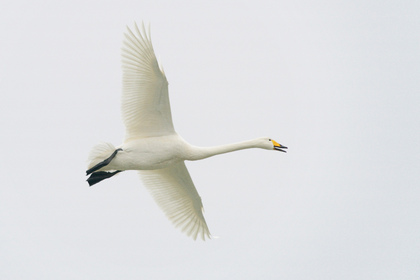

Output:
xmin=138 ymin=162 xmax=211 ymax=240
xmin=121 ymin=23 xmax=175 ymax=140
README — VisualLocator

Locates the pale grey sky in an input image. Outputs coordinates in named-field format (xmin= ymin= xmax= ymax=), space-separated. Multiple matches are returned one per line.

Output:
xmin=1 ymin=0 xmax=419 ymax=279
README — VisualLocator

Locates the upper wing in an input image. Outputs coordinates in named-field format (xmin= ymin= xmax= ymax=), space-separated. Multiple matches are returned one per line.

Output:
xmin=121 ymin=23 xmax=175 ymax=140
xmin=138 ymin=161 xmax=211 ymax=240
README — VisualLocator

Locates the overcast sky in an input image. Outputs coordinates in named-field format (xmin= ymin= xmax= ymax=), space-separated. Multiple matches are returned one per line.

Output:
xmin=1 ymin=0 xmax=419 ymax=279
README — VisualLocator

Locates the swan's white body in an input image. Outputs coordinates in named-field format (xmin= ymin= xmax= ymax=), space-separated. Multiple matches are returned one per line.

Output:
xmin=87 ymin=23 xmax=287 ymax=240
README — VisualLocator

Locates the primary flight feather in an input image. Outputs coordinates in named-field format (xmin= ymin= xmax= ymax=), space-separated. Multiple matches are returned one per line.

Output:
xmin=86 ymin=22 xmax=287 ymax=240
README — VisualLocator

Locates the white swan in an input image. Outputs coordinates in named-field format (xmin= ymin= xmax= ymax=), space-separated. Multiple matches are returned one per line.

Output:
xmin=86 ymin=23 xmax=287 ymax=240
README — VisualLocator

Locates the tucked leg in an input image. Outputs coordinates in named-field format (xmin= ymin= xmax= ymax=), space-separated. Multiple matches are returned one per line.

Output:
xmin=87 ymin=170 xmax=122 ymax=186
xmin=86 ymin=148 xmax=123 ymax=175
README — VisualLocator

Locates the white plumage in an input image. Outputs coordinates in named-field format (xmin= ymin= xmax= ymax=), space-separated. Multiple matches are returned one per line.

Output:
xmin=86 ymin=22 xmax=287 ymax=240
xmin=121 ymin=23 xmax=174 ymax=140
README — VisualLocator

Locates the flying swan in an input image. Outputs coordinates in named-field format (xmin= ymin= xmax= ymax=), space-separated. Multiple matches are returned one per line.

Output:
xmin=86 ymin=23 xmax=287 ymax=240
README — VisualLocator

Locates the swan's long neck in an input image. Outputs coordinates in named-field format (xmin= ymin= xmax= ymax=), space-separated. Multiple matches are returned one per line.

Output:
xmin=187 ymin=139 xmax=261 ymax=161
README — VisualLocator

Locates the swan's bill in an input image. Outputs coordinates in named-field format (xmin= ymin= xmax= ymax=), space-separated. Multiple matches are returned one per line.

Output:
xmin=271 ymin=140 xmax=288 ymax=153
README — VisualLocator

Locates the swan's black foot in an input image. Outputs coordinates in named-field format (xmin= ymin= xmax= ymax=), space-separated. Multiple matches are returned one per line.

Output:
xmin=87 ymin=170 xmax=122 ymax=186
xmin=86 ymin=148 xmax=123 ymax=175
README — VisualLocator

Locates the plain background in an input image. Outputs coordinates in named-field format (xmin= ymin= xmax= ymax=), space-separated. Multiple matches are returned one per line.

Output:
xmin=1 ymin=0 xmax=419 ymax=279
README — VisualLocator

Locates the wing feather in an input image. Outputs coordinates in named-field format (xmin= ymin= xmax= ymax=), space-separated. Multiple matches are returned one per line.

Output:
xmin=139 ymin=162 xmax=211 ymax=240
xmin=121 ymin=22 xmax=175 ymax=140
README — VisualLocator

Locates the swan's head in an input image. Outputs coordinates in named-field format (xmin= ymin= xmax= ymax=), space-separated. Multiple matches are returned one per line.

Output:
xmin=259 ymin=138 xmax=288 ymax=152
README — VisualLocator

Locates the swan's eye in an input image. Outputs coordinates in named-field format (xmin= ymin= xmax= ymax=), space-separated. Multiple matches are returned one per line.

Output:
xmin=268 ymin=139 xmax=271 ymax=141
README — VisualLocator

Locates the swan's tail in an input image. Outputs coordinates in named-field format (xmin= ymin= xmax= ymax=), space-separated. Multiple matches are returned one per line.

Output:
xmin=86 ymin=142 xmax=123 ymax=186
xmin=86 ymin=142 xmax=117 ymax=170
